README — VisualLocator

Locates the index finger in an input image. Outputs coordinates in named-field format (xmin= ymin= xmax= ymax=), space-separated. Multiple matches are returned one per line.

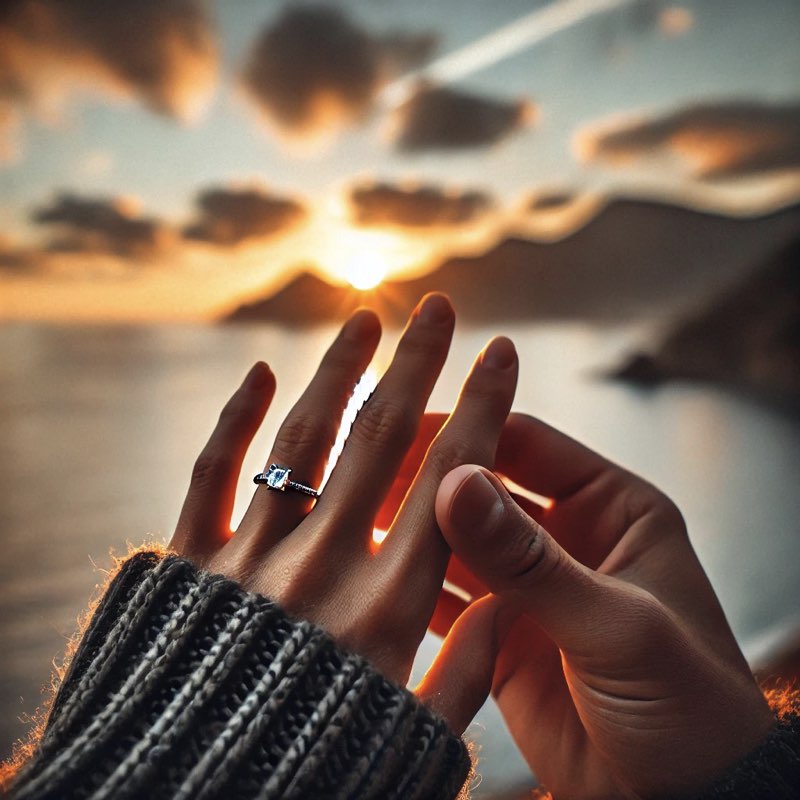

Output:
xmin=496 ymin=412 xmax=614 ymax=501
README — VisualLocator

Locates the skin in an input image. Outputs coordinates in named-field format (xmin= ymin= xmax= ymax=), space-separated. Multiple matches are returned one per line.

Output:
xmin=391 ymin=413 xmax=775 ymax=799
xmin=169 ymin=298 xmax=774 ymax=798
xmin=169 ymin=293 xmax=518 ymax=694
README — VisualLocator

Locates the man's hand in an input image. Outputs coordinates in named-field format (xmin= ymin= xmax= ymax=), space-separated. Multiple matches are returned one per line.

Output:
xmin=431 ymin=412 xmax=774 ymax=798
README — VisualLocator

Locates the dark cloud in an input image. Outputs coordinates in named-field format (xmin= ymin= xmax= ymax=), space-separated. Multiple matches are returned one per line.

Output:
xmin=184 ymin=187 xmax=306 ymax=246
xmin=577 ymin=101 xmax=800 ymax=179
xmin=528 ymin=190 xmax=579 ymax=212
xmin=242 ymin=4 xmax=435 ymax=134
xmin=0 ymin=0 xmax=217 ymax=159
xmin=32 ymin=194 xmax=173 ymax=259
xmin=0 ymin=240 xmax=39 ymax=273
xmin=392 ymin=83 xmax=534 ymax=152
xmin=350 ymin=182 xmax=491 ymax=228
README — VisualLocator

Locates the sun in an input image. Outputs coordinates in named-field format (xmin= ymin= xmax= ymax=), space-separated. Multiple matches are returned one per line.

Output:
xmin=343 ymin=249 xmax=388 ymax=290
xmin=323 ymin=227 xmax=420 ymax=290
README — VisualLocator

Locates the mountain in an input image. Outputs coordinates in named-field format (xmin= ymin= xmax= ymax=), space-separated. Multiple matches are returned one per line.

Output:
xmin=610 ymin=237 xmax=800 ymax=401
xmin=223 ymin=198 xmax=800 ymax=326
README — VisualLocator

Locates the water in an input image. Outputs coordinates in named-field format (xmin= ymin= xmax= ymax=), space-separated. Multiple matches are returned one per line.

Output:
xmin=2 ymin=321 xmax=799 ymax=796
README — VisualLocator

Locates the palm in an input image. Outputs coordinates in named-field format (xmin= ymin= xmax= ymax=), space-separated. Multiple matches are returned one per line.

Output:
xmin=490 ymin=480 xmax=671 ymax=798
xmin=487 ymin=425 xmax=766 ymax=799
xmin=388 ymin=414 xmax=770 ymax=799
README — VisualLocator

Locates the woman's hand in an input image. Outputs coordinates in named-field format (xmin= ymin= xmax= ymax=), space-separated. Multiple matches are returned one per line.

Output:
xmin=168 ymin=294 xmax=518 ymax=725
xmin=431 ymin=413 xmax=775 ymax=798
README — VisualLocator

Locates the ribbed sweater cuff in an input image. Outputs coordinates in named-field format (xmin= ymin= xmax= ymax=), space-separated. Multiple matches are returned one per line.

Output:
xmin=683 ymin=689 xmax=800 ymax=800
xmin=13 ymin=552 xmax=472 ymax=800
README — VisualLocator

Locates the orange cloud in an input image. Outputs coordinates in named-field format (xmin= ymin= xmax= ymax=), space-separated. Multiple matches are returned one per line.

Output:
xmin=0 ymin=0 xmax=217 ymax=161
xmin=242 ymin=5 xmax=435 ymax=137
xmin=349 ymin=182 xmax=492 ymax=228
xmin=33 ymin=194 xmax=174 ymax=259
xmin=184 ymin=187 xmax=306 ymax=246
xmin=575 ymin=101 xmax=800 ymax=179
xmin=392 ymin=83 xmax=535 ymax=152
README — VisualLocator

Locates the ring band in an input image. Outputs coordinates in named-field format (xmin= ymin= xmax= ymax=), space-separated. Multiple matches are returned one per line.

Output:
xmin=253 ymin=464 xmax=320 ymax=498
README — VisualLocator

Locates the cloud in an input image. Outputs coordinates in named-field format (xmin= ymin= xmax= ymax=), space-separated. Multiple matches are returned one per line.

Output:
xmin=575 ymin=101 xmax=800 ymax=179
xmin=0 ymin=0 xmax=217 ymax=160
xmin=528 ymin=190 xmax=579 ymax=212
xmin=184 ymin=187 xmax=306 ymax=246
xmin=32 ymin=194 xmax=174 ymax=258
xmin=349 ymin=182 xmax=492 ymax=228
xmin=0 ymin=238 xmax=39 ymax=273
xmin=242 ymin=4 xmax=435 ymax=136
xmin=392 ymin=83 xmax=534 ymax=152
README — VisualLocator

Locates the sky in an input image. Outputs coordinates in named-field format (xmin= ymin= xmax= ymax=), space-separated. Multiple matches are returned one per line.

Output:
xmin=1 ymin=0 xmax=799 ymax=321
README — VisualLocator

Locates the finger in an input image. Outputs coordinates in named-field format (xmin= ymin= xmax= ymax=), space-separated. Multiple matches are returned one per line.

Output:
xmin=436 ymin=465 xmax=637 ymax=655
xmin=440 ymin=490 xmax=553 ymax=602
xmin=428 ymin=588 xmax=469 ymax=639
xmin=497 ymin=412 xmax=616 ymax=501
xmin=314 ymin=294 xmax=455 ymax=539
xmin=415 ymin=595 xmax=514 ymax=735
xmin=240 ymin=309 xmax=381 ymax=544
xmin=172 ymin=362 xmax=275 ymax=556
xmin=374 ymin=413 xmax=448 ymax=531
xmin=379 ymin=337 xmax=518 ymax=600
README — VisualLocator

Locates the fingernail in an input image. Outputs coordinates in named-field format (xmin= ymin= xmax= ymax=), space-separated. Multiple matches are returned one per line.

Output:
xmin=451 ymin=469 xmax=505 ymax=537
xmin=244 ymin=361 xmax=271 ymax=390
xmin=343 ymin=308 xmax=380 ymax=341
xmin=480 ymin=337 xmax=516 ymax=370
xmin=416 ymin=293 xmax=453 ymax=324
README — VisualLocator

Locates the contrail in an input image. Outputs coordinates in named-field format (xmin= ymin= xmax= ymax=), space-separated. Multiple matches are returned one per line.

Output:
xmin=381 ymin=0 xmax=637 ymax=107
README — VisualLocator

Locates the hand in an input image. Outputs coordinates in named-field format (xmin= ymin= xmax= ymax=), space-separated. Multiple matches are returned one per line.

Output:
xmin=432 ymin=413 xmax=775 ymax=798
xmin=168 ymin=294 xmax=518 ymax=730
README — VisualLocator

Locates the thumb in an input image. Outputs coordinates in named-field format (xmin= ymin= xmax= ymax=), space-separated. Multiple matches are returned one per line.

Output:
xmin=435 ymin=465 xmax=623 ymax=654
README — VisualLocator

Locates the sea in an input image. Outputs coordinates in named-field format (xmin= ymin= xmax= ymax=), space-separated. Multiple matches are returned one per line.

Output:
xmin=2 ymin=320 xmax=799 ymax=797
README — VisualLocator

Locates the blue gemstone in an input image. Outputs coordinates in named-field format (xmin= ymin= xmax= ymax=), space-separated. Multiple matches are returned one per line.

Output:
xmin=266 ymin=464 xmax=290 ymax=489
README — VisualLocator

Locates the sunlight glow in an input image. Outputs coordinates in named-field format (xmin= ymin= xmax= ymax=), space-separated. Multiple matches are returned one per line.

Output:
xmin=320 ymin=368 xmax=379 ymax=491
xmin=502 ymin=475 xmax=555 ymax=510
xmin=372 ymin=528 xmax=389 ymax=545
xmin=325 ymin=228 xmax=421 ymax=289
xmin=345 ymin=249 xmax=387 ymax=290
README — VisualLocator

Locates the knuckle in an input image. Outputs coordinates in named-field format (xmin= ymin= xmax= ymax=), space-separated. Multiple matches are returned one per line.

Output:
xmin=190 ymin=450 xmax=231 ymax=488
xmin=460 ymin=373 xmax=510 ymax=404
xmin=620 ymin=480 xmax=688 ymax=542
xmin=350 ymin=397 xmax=417 ymax=453
xmin=656 ymin=494 xmax=688 ymax=536
xmin=274 ymin=411 xmax=337 ymax=458
xmin=217 ymin=395 xmax=250 ymax=426
xmin=425 ymin=434 xmax=483 ymax=479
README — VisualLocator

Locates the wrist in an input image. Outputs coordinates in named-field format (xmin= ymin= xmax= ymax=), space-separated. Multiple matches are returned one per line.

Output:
xmin=676 ymin=686 xmax=800 ymax=800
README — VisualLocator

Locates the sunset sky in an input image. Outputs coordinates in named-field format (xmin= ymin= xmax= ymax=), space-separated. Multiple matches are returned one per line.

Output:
xmin=1 ymin=0 xmax=799 ymax=321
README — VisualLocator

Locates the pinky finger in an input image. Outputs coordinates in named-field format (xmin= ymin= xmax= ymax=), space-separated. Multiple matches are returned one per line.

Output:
xmin=171 ymin=362 xmax=275 ymax=556
xmin=415 ymin=595 xmax=516 ymax=735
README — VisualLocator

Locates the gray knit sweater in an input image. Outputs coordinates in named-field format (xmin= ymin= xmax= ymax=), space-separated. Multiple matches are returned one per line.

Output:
xmin=7 ymin=552 xmax=800 ymax=799
xmin=8 ymin=552 xmax=471 ymax=800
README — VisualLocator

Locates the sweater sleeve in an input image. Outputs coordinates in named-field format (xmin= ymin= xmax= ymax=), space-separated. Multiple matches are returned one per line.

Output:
xmin=682 ymin=688 xmax=800 ymax=800
xmin=9 ymin=552 xmax=472 ymax=800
